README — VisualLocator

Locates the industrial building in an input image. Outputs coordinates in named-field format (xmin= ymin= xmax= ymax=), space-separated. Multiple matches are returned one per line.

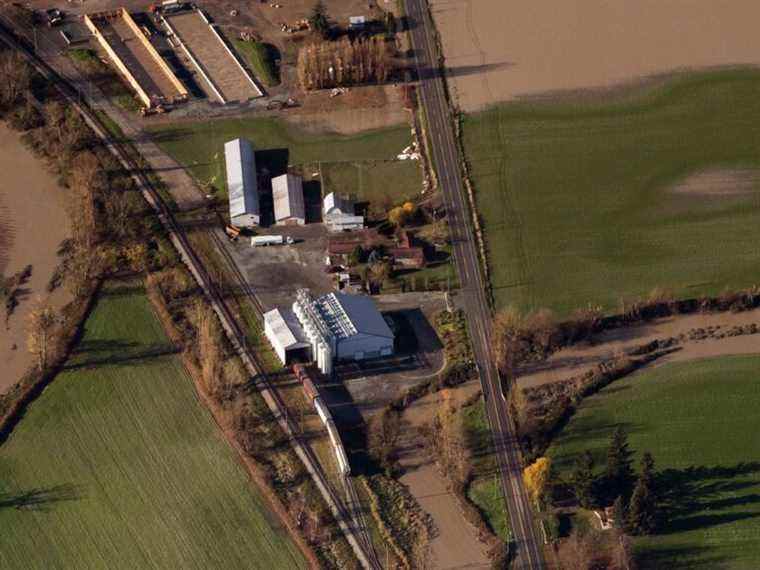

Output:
xmin=225 ymin=138 xmax=260 ymax=227
xmin=264 ymin=307 xmax=311 ymax=365
xmin=292 ymin=289 xmax=394 ymax=374
xmin=272 ymin=173 xmax=306 ymax=226
xmin=323 ymin=192 xmax=364 ymax=232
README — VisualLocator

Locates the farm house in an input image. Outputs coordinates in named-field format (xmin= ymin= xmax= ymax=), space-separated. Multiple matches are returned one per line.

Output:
xmin=225 ymin=138 xmax=260 ymax=227
xmin=263 ymin=307 xmax=311 ymax=365
xmin=272 ymin=173 xmax=306 ymax=226
xmin=323 ymin=192 xmax=364 ymax=231
xmin=292 ymin=289 xmax=394 ymax=374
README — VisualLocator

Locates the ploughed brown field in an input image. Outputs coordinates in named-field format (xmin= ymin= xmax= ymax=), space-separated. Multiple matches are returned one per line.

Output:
xmin=430 ymin=0 xmax=760 ymax=110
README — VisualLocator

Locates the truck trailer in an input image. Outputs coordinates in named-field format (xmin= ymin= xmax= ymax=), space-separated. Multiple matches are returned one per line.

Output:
xmin=251 ymin=235 xmax=294 ymax=247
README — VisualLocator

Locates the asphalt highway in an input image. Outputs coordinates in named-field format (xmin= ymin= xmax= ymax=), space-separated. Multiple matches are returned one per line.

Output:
xmin=402 ymin=0 xmax=545 ymax=567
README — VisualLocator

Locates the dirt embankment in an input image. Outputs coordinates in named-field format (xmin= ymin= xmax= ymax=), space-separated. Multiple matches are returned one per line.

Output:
xmin=430 ymin=0 xmax=760 ymax=111
xmin=398 ymin=380 xmax=490 ymax=569
xmin=517 ymin=308 xmax=760 ymax=390
xmin=0 ymin=123 xmax=71 ymax=394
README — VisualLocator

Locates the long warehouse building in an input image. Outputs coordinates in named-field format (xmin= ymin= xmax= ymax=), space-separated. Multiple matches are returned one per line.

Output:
xmin=225 ymin=138 xmax=260 ymax=227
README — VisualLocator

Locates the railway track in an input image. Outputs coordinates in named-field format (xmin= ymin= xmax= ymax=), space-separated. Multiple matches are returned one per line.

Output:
xmin=207 ymin=227 xmax=381 ymax=569
xmin=0 ymin=18 xmax=380 ymax=570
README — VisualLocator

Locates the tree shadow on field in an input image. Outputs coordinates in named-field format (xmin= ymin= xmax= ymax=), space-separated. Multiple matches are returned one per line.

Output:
xmin=0 ymin=484 xmax=81 ymax=512
xmin=638 ymin=544 xmax=731 ymax=570
xmin=656 ymin=462 xmax=760 ymax=535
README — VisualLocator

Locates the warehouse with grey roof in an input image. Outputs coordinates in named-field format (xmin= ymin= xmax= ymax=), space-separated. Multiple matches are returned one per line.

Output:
xmin=272 ymin=173 xmax=306 ymax=226
xmin=225 ymin=138 xmax=260 ymax=227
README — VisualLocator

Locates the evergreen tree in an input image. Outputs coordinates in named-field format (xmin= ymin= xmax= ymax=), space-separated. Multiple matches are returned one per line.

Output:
xmin=628 ymin=452 xmax=658 ymax=535
xmin=611 ymin=495 xmax=627 ymax=531
xmin=309 ymin=1 xmax=331 ymax=39
xmin=572 ymin=450 xmax=597 ymax=508
xmin=606 ymin=426 xmax=634 ymax=500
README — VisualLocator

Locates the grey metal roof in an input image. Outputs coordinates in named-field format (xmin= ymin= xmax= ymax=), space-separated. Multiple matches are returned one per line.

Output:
xmin=315 ymin=292 xmax=393 ymax=340
xmin=225 ymin=138 xmax=259 ymax=219
xmin=264 ymin=307 xmax=310 ymax=349
xmin=272 ymin=173 xmax=305 ymax=222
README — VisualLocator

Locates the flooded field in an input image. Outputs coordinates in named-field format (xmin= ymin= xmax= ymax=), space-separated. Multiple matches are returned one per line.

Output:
xmin=431 ymin=0 xmax=760 ymax=110
xmin=0 ymin=123 xmax=71 ymax=392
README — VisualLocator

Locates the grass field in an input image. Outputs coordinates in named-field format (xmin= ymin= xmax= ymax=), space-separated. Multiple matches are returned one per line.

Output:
xmin=548 ymin=355 xmax=760 ymax=569
xmin=463 ymin=68 xmax=760 ymax=316
xmin=462 ymin=400 xmax=511 ymax=542
xmin=148 ymin=117 xmax=421 ymax=206
xmin=0 ymin=283 xmax=306 ymax=569
xmin=232 ymin=40 xmax=279 ymax=87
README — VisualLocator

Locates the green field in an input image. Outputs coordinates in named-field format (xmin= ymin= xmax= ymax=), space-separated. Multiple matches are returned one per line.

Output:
xmin=462 ymin=400 xmax=511 ymax=542
xmin=463 ymin=68 xmax=760 ymax=316
xmin=148 ymin=117 xmax=421 ymax=206
xmin=232 ymin=40 xmax=279 ymax=87
xmin=0 ymin=283 xmax=306 ymax=569
xmin=548 ymin=355 xmax=760 ymax=569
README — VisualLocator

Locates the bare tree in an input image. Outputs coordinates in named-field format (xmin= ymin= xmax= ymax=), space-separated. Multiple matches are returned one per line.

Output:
xmin=68 ymin=151 xmax=103 ymax=247
xmin=27 ymin=299 xmax=58 ymax=371
xmin=0 ymin=51 xmax=31 ymax=108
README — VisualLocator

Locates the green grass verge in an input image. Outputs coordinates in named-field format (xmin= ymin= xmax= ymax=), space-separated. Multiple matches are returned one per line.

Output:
xmin=548 ymin=355 xmax=760 ymax=569
xmin=147 ymin=117 xmax=420 ymax=204
xmin=232 ymin=39 xmax=279 ymax=87
xmin=461 ymin=400 xmax=511 ymax=540
xmin=319 ymin=160 xmax=421 ymax=206
xmin=463 ymin=68 xmax=760 ymax=316
xmin=0 ymin=282 xmax=306 ymax=569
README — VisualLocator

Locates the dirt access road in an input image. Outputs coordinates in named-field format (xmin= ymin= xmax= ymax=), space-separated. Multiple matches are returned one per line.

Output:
xmin=518 ymin=308 xmax=760 ymax=390
xmin=399 ymin=381 xmax=490 ymax=569
xmin=0 ymin=123 xmax=72 ymax=393
xmin=430 ymin=0 xmax=760 ymax=111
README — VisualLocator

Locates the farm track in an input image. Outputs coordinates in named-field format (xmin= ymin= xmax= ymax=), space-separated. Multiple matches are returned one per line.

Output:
xmin=0 ymin=18 xmax=378 ymax=570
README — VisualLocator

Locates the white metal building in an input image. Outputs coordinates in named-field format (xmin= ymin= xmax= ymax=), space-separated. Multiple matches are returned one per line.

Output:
xmin=264 ymin=307 xmax=311 ymax=365
xmin=272 ymin=173 xmax=306 ymax=225
xmin=225 ymin=138 xmax=260 ymax=227
xmin=292 ymin=288 xmax=394 ymax=374
xmin=323 ymin=192 xmax=364 ymax=231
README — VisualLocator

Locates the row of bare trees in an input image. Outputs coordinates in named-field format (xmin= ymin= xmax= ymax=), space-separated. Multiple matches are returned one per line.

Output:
xmin=297 ymin=37 xmax=394 ymax=89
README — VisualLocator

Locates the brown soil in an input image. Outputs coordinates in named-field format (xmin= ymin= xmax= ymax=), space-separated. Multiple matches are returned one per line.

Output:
xmin=517 ymin=308 xmax=760 ymax=390
xmin=670 ymin=169 xmax=760 ymax=197
xmin=285 ymin=85 xmax=409 ymax=134
xmin=0 ymin=123 xmax=72 ymax=394
xmin=430 ymin=0 xmax=760 ymax=112
xmin=398 ymin=380 xmax=490 ymax=569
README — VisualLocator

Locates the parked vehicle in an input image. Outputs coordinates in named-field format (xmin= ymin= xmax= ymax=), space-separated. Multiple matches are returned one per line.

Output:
xmin=251 ymin=235 xmax=294 ymax=247
xmin=45 ymin=9 xmax=63 ymax=27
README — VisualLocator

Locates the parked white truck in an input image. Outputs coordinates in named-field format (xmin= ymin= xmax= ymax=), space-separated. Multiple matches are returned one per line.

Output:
xmin=251 ymin=235 xmax=294 ymax=247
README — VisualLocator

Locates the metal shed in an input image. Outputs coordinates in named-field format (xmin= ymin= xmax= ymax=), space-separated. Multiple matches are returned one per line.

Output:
xmin=264 ymin=307 xmax=311 ymax=365
xmin=225 ymin=138 xmax=260 ymax=227
xmin=272 ymin=173 xmax=306 ymax=225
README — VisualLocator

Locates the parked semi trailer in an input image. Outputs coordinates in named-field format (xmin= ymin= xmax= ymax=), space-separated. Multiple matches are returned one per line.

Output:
xmin=251 ymin=235 xmax=294 ymax=247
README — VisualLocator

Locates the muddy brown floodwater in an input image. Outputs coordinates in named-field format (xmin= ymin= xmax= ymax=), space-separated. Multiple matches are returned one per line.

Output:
xmin=431 ymin=0 xmax=760 ymax=111
xmin=0 ymin=123 xmax=71 ymax=394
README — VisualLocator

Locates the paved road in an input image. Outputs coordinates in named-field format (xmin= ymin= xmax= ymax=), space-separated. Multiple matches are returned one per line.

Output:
xmin=402 ymin=0 xmax=545 ymax=567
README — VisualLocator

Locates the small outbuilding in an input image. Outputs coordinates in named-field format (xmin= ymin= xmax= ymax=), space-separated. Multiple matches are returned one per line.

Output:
xmin=264 ymin=307 xmax=311 ymax=365
xmin=272 ymin=173 xmax=306 ymax=226
xmin=225 ymin=138 xmax=260 ymax=227
xmin=324 ymin=192 xmax=364 ymax=232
